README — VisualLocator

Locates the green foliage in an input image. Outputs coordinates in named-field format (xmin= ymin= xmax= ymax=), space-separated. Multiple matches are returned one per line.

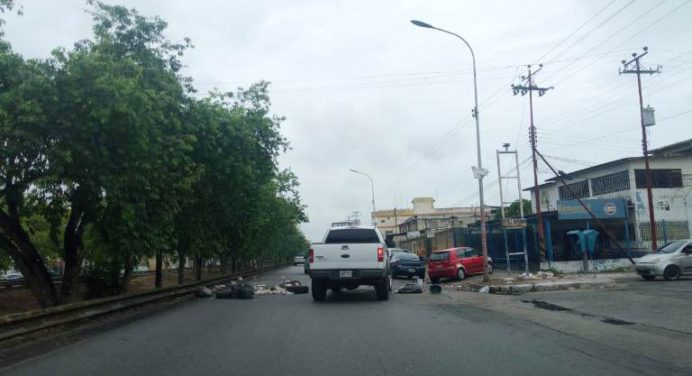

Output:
xmin=495 ymin=199 xmax=532 ymax=220
xmin=0 ymin=2 xmax=308 ymax=306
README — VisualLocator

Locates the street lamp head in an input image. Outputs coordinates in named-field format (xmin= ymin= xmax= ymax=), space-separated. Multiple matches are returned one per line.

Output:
xmin=349 ymin=168 xmax=358 ymax=173
xmin=411 ymin=20 xmax=434 ymax=29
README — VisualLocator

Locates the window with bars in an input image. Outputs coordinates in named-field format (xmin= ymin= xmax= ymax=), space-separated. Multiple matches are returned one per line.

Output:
xmin=558 ymin=180 xmax=590 ymax=200
xmin=591 ymin=170 xmax=630 ymax=196
xmin=634 ymin=169 xmax=683 ymax=188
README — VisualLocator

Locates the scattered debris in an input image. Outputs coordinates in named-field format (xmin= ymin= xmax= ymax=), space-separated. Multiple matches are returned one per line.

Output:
xmin=429 ymin=284 xmax=442 ymax=294
xmin=478 ymin=286 xmax=490 ymax=293
xmin=195 ymin=286 xmax=213 ymax=298
xmin=280 ymin=280 xmax=302 ymax=289
xmin=215 ymin=289 xmax=234 ymax=299
xmin=397 ymin=283 xmax=423 ymax=294
xmin=537 ymin=271 xmax=554 ymax=279
xmin=286 ymin=285 xmax=309 ymax=294
xmin=215 ymin=283 xmax=255 ymax=299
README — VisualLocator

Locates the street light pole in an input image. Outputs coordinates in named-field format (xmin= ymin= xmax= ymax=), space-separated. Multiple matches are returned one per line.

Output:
xmin=411 ymin=20 xmax=489 ymax=282
xmin=349 ymin=169 xmax=376 ymax=225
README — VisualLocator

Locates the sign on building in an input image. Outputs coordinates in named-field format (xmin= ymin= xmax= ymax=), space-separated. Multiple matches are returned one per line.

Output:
xmin=557 ymin=198 xmax=627 ymax=220
xmin=502 ymin=218 xmax=527 ymax=229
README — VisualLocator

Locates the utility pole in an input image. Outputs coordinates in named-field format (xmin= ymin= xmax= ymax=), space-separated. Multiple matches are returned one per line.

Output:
xmin=511 ymin=64 xmax=553 ymax=261
xmin=620 ymin=47 xmax=661 ymax=250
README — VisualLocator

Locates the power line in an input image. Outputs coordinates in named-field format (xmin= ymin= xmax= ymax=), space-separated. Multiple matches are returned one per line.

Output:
xmin=542 ymin=0 xmax=636 ymax=64
xmin=657 ymin=108 xmax=692 ymax=122
xmin=532 ymin=0 xmax=618 ymax=64
xmin=544 ymin=0 xmax=682 ymax=87
xmin=543 ymin=0 xmax=668 ymax=84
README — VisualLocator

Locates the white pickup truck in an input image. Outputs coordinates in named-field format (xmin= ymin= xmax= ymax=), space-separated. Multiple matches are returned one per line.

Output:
xmin=308 ymin=226 xmax=391 ymax=301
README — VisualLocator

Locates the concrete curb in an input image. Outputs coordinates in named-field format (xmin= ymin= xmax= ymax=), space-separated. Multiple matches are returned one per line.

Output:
xmin=461 ymin=279 xmax=616 ymax=295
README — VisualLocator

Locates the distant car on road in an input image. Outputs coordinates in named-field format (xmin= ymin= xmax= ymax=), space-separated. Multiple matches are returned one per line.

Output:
xmin=293 ymin=254 xmax=305 ymax=265
xmin=636 ymin=239 xmax=692 ymax=281
xmin=390 ymin=252 xmax=425 ymax=279
xmin=427 ymin=247 xmax=493 ymax=284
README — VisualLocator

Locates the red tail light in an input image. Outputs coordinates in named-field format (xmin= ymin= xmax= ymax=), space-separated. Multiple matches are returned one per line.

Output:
xmin=309 ymin=249 xmax=314 ymax=263
xmin=377 ymin=246 xmax=384 ymax=262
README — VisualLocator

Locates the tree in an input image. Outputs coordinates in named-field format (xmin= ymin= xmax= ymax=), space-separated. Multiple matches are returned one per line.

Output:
xmin=495 ymin=199 xmax=532 ymax=220
xmin=0 ymin=1 xmax=309 ymax=308
xmin=0 ymin=2 xmax=196 ymax=305
xmin=0 ymin=40 xmax=61 ymax=306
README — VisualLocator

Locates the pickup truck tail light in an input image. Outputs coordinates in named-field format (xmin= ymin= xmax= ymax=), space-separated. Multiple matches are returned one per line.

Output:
xmin=309 ymin=248 xmax=314 ymax=263
xmin=377 ymin=246 xmax=384 ymax=262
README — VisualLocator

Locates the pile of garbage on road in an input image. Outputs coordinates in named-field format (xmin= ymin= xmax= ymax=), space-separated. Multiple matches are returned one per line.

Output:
xmin=196 ymin=276 xmax=309 ymax=299
xmin=397 ymin=277 xmax=424 ymax=294
xmin=254 ymin=280 xmax=308 ymax=296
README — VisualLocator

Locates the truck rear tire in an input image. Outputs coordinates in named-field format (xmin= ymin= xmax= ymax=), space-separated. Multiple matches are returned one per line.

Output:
xmin=375 ymin=279 xmax=389 ymax=301
xmin=312 ymin=279 xmax=327 ymax=301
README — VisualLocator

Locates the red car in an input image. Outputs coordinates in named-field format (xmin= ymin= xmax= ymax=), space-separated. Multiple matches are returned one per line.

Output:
xmin=427 ymin=247 xmax=493 ymax=283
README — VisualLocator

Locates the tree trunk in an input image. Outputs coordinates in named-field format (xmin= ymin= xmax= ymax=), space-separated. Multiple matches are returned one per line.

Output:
xmin=60 ymin=204 xmax=87 ymax=304
xmin=155 ymin=249 xmax=163 ymax=288
xmin=220 ymin=253 xmax=228 ymax=275
xmin=231 ymin=256 xmax=236 ymax=273
xmin=120 ymin=255 xmax=134 ymax=293
xmin=0 ymin=211 xmax=59 ymax=308
xmin=177 ymin=250 xmax=185 ymax=285
xmin=195 ymin=255 xmax=203 ymax=281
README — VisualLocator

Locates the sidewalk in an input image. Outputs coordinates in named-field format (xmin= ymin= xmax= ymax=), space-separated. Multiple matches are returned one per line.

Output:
xmin=442 ymin=271 xmax=617 ymax=295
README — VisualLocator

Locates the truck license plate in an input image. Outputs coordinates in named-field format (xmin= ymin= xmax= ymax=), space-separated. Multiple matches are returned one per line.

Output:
xmin=408 ymin=268 xmax=416 ymax=273
xmin=339 ymin=270 xmax=352 ymax=278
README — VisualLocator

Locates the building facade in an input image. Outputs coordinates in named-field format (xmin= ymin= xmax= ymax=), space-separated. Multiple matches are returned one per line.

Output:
xmin=527 ymin=139 xmax=692 ymax=249
xmin=371 ymin=197 xmax=492 ymax=254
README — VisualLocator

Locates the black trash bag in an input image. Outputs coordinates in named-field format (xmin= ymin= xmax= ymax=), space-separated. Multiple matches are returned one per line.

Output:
xmin=215 ymin=288 xmax=234 ymax=299
xmin=232 ymin=283 xmax=255 ymax=299
xmin=286 ymin=285 xmax=309 ymax=294
xmin=398 ymin=283 xmax=423 ymax=294
xmin=429 ymin=284 xmax=442 ymax=294
xmin=215 ymin=283 xmax=255 ymax=299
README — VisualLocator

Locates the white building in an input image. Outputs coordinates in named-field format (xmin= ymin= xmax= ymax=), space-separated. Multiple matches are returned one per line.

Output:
xmin=527 ymin=138 xmax=692 ymax=248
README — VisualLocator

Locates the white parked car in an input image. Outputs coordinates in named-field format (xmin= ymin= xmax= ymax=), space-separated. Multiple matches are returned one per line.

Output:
xmin=635 ymin=239 xmax=692 ymax=281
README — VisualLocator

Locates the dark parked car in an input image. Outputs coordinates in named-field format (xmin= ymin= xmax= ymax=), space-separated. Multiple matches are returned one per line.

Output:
xmin=4 ymin=273 xmax=24 ymax=287
xmin=390 ymin=252 xmax=425 ymax=279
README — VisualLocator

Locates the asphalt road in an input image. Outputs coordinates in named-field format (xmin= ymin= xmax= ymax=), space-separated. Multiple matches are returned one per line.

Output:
xmin=1 ymin=267 xmax=691 ymax=376
xmin=514 ymin=273 xmax=692 ymax=334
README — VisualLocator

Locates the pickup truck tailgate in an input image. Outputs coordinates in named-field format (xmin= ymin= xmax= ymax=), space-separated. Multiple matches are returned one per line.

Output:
xmin=312 ymin=243 xmax=382 ymax=270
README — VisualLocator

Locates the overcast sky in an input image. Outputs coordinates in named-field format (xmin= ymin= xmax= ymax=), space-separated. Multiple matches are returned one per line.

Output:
xmin=4 ymin=0 xmax=692 ymax=241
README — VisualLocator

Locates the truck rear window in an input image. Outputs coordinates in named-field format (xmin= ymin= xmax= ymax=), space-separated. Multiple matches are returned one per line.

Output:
xmin=430 ymin=252 xmax=449 ymax=261
xmin=325 ymin=229 xmax=380 ymax=244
